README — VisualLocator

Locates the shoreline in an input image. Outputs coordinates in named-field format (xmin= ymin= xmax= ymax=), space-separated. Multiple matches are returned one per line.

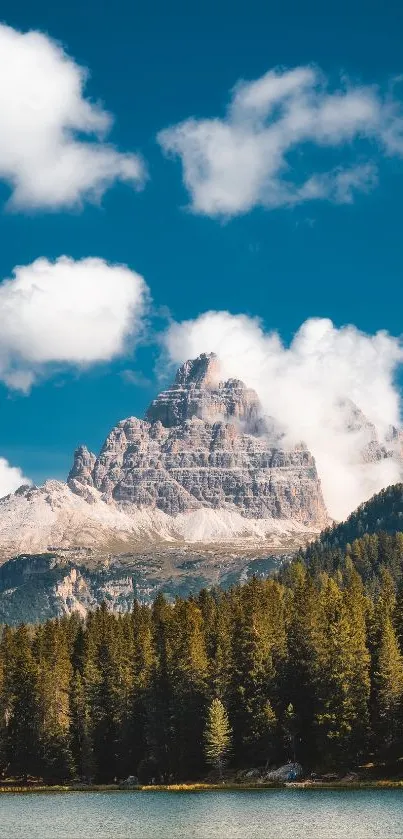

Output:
xmin=1 ymin=780 xmax=403 ymax=794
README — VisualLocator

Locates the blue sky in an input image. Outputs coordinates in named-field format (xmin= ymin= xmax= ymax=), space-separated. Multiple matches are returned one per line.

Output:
xmin=0 ymin=0 xmax=402 ymax=489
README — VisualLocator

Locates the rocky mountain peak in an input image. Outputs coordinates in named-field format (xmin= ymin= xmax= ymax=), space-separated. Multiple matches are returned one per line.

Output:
xmin=146 ymin=352 xmax=262 ymax=429
xmin=69 ymin=445 xmax=96 ymax=480
xmin=65 ymin=354 xmax=328 ymax=528
xmin=174 ymin=352 xmax=221 ymax=388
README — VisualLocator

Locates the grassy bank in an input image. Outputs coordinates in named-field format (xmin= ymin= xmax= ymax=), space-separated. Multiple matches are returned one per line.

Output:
xmin=1 ymin=780 xmax=403 ymax=793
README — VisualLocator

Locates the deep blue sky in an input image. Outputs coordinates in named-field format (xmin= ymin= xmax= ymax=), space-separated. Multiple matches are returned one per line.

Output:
xmin=0 ymin=0 xmax=402 ymax=483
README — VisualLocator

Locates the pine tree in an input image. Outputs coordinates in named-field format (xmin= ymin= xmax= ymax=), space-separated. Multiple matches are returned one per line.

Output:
xmin=229 ymin=579 xmax=285 ymax=766
xmin=342 ymin=563 xmax=371 ymax=759
xmin=5 ymin=626 xmax=42 ymax=780
xmin=35 ymin=620 xmax=74 ymax=782
xmin=169 ymin=599 xmax=208 ymax=778
xmin=313 ymin=575 xmax=370 ymax=767
xmin=394 ymin=579 xmax=403 ymax=655
xmin=281 ymin=563 xmax=318 ymax=766
xmin=204 ymin=698 xmax=232 ymax=777
xmin=70 ymin=670 xmax=96 ymax=782
xmin=199 ymin=590 xmax=232 ymax=703
xmin=145 ymin=593 xmax=176 ymax=783
xmin=126 ymin=602 xmax=154 ymax=778
xmin=373 ymin=611 xmax=403 ymax=757
xmin=0 ymin=626 xmax=14 ymax=775
xmin=87 ymin=604 xmax=123 ymax=782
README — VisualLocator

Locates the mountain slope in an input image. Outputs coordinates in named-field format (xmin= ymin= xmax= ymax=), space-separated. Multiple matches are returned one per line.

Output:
xmin=0 ymin=353 xmax=402 ymax=623
xmin=306 ymin=483 xmax=403 ymax=553
xmin=299 ymin=483 xmax=403 ymax=586
xmin=2 ymin=481 xmax=403 ymax=624
xmin=0 ymin=548 xmax=287 ymax=625
xmin=0 ymin=478 xmax=318 ymax=562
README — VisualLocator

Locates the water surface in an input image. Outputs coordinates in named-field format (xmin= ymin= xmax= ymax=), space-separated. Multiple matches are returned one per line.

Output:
xmin=0 ymin=789 xmax=402 ymax=838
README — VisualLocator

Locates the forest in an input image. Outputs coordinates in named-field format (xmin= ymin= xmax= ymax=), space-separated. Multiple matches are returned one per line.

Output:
xmin=1 ymin=525 xmax=403 ymax=784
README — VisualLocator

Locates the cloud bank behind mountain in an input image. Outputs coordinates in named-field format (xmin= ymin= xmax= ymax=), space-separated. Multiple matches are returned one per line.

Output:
xmin=165 ymin=312 xmax=403 ymax=519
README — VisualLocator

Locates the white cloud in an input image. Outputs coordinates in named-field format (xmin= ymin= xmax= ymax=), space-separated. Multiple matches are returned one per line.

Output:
xmin=164 ymin=312 xmax=403 ymax=519
xmin=158 ymin=65 xmax=403 ymax=216
xmin=0 ymin=24 xmax=145 ymax=209
xmin=299 ymin=163 xmax=378 ymax=204
xmin=0 ymin=256 xmax=148 ymax=391
xmin=0 ymin=457 xmax=30 ymax=498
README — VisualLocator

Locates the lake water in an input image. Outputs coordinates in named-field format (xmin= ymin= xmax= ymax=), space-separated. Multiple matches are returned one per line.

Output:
xmin=0 ymin=789 xmax=402 ymax=838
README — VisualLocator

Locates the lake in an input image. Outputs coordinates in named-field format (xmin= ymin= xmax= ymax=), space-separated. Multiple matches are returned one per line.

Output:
xmin=0 ymin=789 xmax=402 ymax=838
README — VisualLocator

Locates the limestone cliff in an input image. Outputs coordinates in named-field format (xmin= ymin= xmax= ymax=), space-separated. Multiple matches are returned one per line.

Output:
xmin=68 ymin=353 xmax=328 ymax=528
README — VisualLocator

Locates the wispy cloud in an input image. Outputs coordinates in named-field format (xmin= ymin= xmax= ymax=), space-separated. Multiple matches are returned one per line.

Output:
xmin=158 ymin=65 xmax=403 ymax=217
xmin=120 ymin=369 xmax=153 ymax=388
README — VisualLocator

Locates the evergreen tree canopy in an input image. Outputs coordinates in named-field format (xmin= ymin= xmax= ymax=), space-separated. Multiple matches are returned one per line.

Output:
xmin=204 ymin=698 xmax=232 ymax=775
xmin=0 ymin=537 xmax=402 ymax=783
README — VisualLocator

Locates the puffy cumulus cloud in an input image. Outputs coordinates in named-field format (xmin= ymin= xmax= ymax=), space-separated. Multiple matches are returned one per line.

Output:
xmin=0 ymin=458 xmax=30 ymax=499
xmin=0 ymin=24 xmax=145 ymax=210
xmin=158 ymin=65 xmax=403 ymax=217
xmin=165 ymin=312 xmax=403 ymax=519
xmin=0 ymin=256 xmax=148 ymax=391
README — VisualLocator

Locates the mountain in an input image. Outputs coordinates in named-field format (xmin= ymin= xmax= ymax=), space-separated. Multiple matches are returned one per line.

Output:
xmin=340 ymin=398 xmax=402 ymax=465
xmin=0 ymin=479 xmax=315 ymax=560
xmin=0 ymin=353 xmax=328 ymax=562
xmin=68 ymin=352 xmax=327 ymax=525
xmin=0 ymin=352 xmax=402 ymax=623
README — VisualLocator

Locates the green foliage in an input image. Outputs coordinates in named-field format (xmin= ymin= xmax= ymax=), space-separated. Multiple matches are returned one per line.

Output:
xmin=296 ymin=485 xmax=403 ymax=592
xmin=3 ymin=625 xmax=42 ymax=780
xmin=0 ymin=524 xmax=403 ymax=782
xmin=204 ymin=698 xmax=232 ymax=774
xmin=307 ymin=484 xmax=403 ymax=554
xmin=312 ymin=575 xmax=371 ymax=767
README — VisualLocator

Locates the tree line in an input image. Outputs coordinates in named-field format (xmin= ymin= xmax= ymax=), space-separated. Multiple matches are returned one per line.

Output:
xmin=1 ymin=542 xmax=403 ymax=783
xmin=301 ymin=531 xmax=403 ymax=589
xmin=302 ymin=483 xmax=403 ymax=570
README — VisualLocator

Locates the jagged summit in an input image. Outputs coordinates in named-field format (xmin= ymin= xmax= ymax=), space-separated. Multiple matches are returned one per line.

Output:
xmin=146 ymin=352 xmax=263 ymax=430
xmin=174 ymin=352 xmax=220 ymax=387
xmin=66 ymin=354 xmax=327 ymax=527
xmin=0 ymin=354 xmax=329 ymax=564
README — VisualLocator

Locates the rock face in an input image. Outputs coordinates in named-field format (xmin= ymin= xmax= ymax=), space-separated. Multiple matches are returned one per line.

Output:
xmin=146 ymin=353 xmax=263 ymax=430
xmin=0 ymin=354 xmax=329 ymax=568
xmin=0 ymin=478 xmax=319 ymax=562
xmin=0 ymin=548 xmax=289 ymax=625
xmin=68 ymin=353 xmax=328 ymax=528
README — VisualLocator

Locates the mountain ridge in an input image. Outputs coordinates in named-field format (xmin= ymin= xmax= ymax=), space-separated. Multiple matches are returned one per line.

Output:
xmin=66 ymin=352 xmax=327 ymax=528
xmin=0 ymin=351 xmax=401 ymax=595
